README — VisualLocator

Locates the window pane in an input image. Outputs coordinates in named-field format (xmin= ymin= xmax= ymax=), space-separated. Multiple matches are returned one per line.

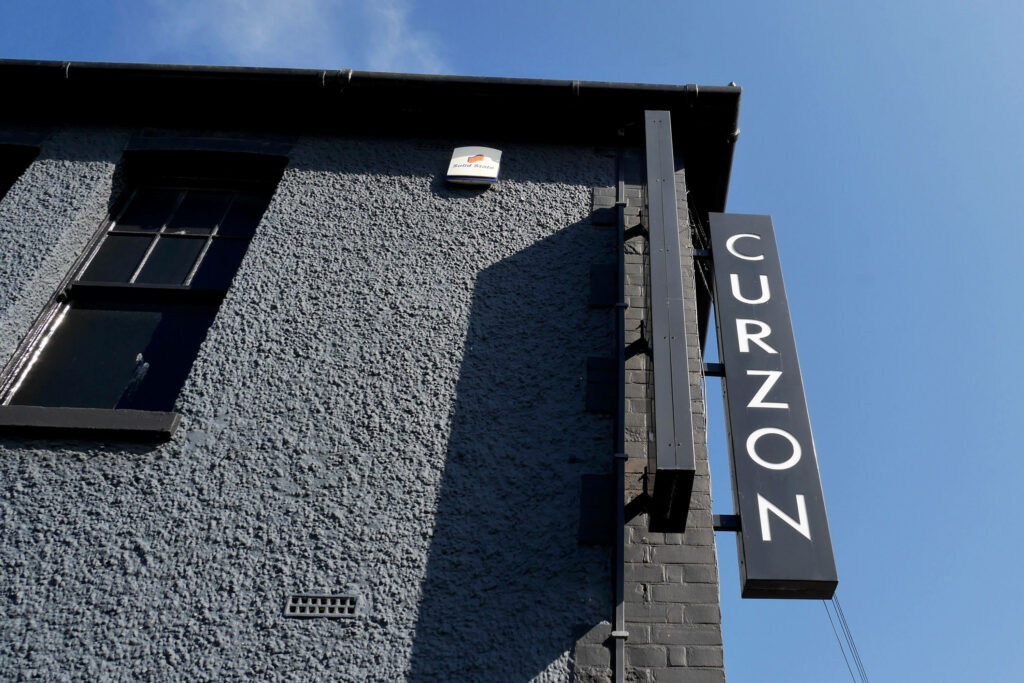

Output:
xmin=0 ymin=145 xmax=38 ymax=201
xmin=115 ymin=188 xmax=180 ymax=231
xmin=9 ymin=298 xmax=218 ymax=411
xmin=166 ymin=190 xmax=232 ymax=234
xmin=79 ymin=234 xmax=153 ymax=283
xmin=218 ymin=192 xmax=271 ymax=238
xmin=135 ymin=236 xmax=206 ymax=285
xmin=189 ymin=239 xmax=250 ymax=290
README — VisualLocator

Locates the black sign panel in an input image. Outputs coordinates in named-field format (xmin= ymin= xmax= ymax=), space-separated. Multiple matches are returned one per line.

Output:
xmin=709 ymin=213 xmax=837 ymax=599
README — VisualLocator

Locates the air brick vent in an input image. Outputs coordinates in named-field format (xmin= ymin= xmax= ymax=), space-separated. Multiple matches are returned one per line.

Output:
xmin=284 ymin=594 xmax=358 ymax=619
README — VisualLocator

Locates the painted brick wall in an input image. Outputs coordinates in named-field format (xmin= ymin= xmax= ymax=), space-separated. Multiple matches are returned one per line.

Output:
xmin=591 ymin=152 xmax=725 ymax=683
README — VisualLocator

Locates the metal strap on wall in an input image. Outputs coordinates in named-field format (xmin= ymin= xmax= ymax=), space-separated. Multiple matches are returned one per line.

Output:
xmin=645 ymin=110 xmax=696 ymax=531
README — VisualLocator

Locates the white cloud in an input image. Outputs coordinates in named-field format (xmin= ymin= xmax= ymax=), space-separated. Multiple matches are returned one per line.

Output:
xmin=143 ymin=0 xmax=446 ymax=73
xmin=365 ymin=0 xmax=445 ymax=73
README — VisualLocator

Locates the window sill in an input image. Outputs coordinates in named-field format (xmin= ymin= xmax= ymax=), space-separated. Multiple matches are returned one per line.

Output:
xmin=0 ymin=406 xmax=180 ymax=442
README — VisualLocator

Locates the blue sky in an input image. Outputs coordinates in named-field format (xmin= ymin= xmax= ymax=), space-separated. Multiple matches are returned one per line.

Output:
xmin=4 ymin=1 xmax=1023 ymax=680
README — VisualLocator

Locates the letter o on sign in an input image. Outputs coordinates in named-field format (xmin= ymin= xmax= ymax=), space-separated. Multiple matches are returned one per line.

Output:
xmin=746 ymin=427 xmax=802 ymax=470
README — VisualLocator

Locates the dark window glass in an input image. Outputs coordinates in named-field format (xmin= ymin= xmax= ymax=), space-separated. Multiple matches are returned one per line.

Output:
xmin=190 ymin=240 xmax=250 ymax=290
xmin=10 ymin=298 xmax=218 ymax=411
xmin=80 ymin=234 xmax=154 ymax=283
xmin=0 ymin=146 xmax=39 ymax=201
xmin=4 ymin=169 xmax=278 ymax=414
xmin=135 ymin=236 xmax=205 ymax=285
xmin=115 ymin=188 xmax=180 ymax=231
xmin=218 ymin=193 xmax=271 ymax=238
xmin=166 ymin=190 xmax=232 ymax=234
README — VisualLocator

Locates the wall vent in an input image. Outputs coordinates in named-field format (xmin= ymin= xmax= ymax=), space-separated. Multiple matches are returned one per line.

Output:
xmin=284 ymin=594 xmax=358 ymax=619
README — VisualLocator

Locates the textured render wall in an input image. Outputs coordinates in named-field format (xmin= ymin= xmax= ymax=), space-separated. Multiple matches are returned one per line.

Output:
xmin=592 ymin=156 xmax=725 ymax=683
xmin=0 ymin=128 xmax=129 ymax=366
xmin=0 ymin=131 xmax=618 ymax=680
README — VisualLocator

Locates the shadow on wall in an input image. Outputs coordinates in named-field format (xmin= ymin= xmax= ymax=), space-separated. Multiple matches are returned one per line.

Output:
xmin=407 ymin=200 xmax=614 ymax=681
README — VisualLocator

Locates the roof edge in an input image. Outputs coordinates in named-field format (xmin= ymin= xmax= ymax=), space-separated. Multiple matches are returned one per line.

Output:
xmin=0 ymin=58 xmax=740 ymax=96
xmin=0 ymin=58 xmax=741 ymax=211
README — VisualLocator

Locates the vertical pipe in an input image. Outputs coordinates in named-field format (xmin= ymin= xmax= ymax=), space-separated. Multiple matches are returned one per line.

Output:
xmin=612 ymin=156 xmax=628 ymax=683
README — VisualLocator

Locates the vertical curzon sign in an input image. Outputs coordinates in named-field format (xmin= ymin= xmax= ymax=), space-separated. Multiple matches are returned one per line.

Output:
xmin=709 ymin=213 xmax=838 ymax=599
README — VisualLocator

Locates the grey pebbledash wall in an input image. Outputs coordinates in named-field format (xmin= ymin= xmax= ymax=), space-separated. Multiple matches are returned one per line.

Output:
xmin=0 ymin=127 xmax=725 ymax=682
xmin=0 ymin=130 xmax=616 ymax=681
xmin=0 ymin=127 xmax=130 ymax=368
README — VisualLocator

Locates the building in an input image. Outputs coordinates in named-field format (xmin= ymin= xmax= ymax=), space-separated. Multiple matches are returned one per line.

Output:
xmin=0 ymin=59 xmax=746 ymax=681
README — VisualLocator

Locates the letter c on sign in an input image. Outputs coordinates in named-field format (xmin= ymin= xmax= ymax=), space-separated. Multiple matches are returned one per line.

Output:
xmin=726 ymin=233 xmax=765 ymax=261
xmin=746 ymin=427 xmax=802 ymax=470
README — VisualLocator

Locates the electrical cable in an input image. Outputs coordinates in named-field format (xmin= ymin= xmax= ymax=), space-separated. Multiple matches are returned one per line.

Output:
xmin=835 ymin=595 xmax=870 ymax=682
xmin=823 ymin=600 xmax=858 ymax=682
xmin=824 ymin=594 xmax=871 ymax=683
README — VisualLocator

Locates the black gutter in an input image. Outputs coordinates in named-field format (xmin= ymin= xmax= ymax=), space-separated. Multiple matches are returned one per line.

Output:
xmin=0 ymin=58 xmax=740 ymax=97
xmin=0 ymin=59 xmax=740 ymax=212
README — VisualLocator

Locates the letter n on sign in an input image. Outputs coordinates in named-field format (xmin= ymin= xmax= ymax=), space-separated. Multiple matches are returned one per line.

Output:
xmin=709 ymin=212 xmax=838 ymax=599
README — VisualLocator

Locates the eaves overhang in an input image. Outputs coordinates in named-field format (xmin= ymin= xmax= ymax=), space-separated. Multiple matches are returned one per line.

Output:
xmin=0 ymin=59 xmax=741 ymax=211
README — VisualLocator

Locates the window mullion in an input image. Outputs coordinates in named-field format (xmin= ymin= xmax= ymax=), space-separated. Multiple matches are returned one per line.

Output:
xmin=127 ymin=189 xmax=185 ymax=284
xmin=183 ymin=192 xmax=236 ymax=287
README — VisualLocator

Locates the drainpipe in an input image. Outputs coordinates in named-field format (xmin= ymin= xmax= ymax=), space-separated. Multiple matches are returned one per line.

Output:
xmin=611 ymin=157 xmax=629 ymax=683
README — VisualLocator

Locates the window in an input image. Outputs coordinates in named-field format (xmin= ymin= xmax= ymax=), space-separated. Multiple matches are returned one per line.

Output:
xmin=0 ymin=144 xmax=39 ymax=201
xmin=0 ymin=151 xmax=284 ymax=438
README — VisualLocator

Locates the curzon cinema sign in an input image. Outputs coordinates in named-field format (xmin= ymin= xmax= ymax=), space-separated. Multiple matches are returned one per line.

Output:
xmin=709 ymin=213 xmax=838 ymax=599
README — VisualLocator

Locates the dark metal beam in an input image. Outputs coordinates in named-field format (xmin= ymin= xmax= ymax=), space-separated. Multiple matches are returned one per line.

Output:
xmin=713 ymin=514 xmax=742 ymax=532
xmin=703 ymin=362 xmax=725 ymax=377
xmin=645 ymin=110 xmax=696 ymax=532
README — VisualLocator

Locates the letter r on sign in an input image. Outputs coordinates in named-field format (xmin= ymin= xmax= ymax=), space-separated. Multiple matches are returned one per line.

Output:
xmin=736 ymin=319 xmax=778 ymax=354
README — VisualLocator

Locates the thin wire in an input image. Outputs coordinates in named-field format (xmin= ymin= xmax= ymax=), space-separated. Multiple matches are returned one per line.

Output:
xmin=835 ymin=597 xmax=863 ymax=680
xmin=687 ymin=209 xmax=720 ymax=451
xmin=684 ymin=211 xmax=714 ymax=443
xmin=834 ymin=597 xmax=865 ymax=681
xmin=835 ymin=596 xmax=870 ymax=682
xmin=823 ymin=600 xmax=858 ymax=682
xmin=688 ymin=207 xmax=716 ymax=303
